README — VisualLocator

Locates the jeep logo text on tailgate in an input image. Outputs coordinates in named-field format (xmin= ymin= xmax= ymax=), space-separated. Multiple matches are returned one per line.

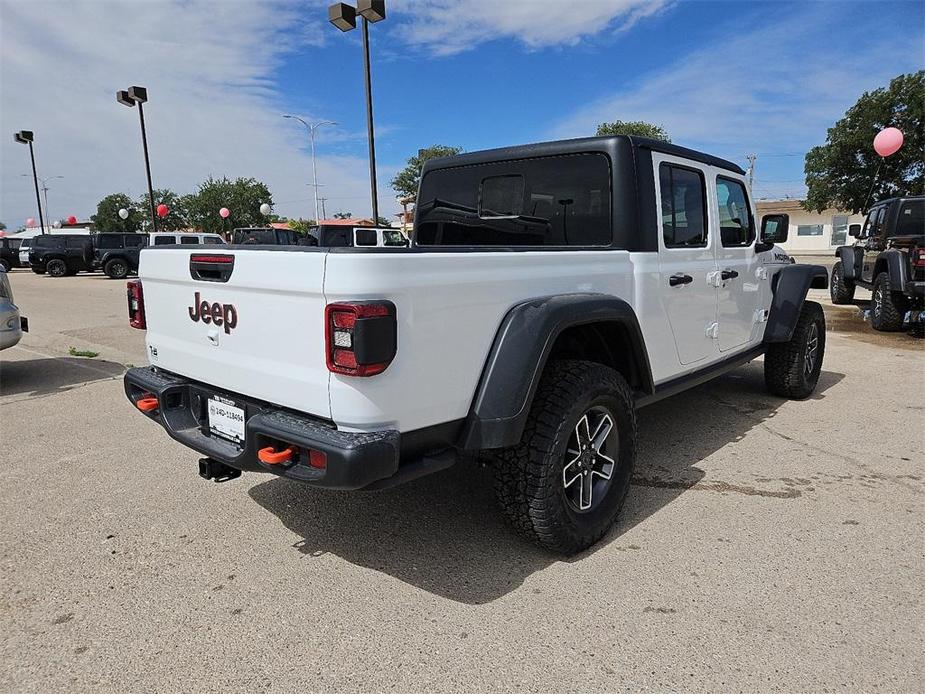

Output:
xmin=188 ymin=292 xmax=238 ymax=334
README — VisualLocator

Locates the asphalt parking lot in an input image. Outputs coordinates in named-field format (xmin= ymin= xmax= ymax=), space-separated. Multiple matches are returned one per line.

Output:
xmin=1 ymin=269 xmax=922 ymax=693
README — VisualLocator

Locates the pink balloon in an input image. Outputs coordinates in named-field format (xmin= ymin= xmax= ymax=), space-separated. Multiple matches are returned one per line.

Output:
xmin=873 ymin=127 xmax=903 ymax=158
xmin=26 ymin=217 xmax=35 ymax=226
xmin=219 ymin=207 xmax=230 ymax=218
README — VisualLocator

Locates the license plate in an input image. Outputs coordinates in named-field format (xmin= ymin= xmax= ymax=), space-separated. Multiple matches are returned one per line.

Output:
xmin=207 ymin=397 xmax=245 ymax=445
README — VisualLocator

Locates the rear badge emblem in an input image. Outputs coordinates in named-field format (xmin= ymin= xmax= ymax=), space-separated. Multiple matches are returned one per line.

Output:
xmin=189 ymin=292 xmax=238 ymax=334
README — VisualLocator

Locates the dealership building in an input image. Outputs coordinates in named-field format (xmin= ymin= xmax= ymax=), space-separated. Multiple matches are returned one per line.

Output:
xmin=756 ymin=199 xmax=865 ymax=255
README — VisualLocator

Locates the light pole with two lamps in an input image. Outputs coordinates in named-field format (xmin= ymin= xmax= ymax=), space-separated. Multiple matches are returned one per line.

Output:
xmin=116 ymin=86 xmax=158 ymax=232
xmin=328 ymin=0 xmax=386 ymax=224
xmin=283 ymin=115 xmax=336 ymax=222
xmin=14 ymin=130 xmax=46 ymax=232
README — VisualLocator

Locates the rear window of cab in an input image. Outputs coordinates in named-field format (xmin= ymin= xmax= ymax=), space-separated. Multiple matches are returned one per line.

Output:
xmin=415 ymin=153 xmax=612 ymax=247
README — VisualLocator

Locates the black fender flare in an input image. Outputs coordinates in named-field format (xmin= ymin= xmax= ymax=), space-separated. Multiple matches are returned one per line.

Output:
xmin=459 ymin=293 xmax=653 ymax=450
xmin=764 ymin=264 xmax=828 ymax=343
xmin=835 ymin=246 xmax=861 ymax=281
xmin=874 ymin=249 xmax=908 ymax=288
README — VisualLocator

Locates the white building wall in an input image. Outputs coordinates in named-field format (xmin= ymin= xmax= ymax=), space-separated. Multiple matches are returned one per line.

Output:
xmin=756 ymin=201 xmax=865 ymax=254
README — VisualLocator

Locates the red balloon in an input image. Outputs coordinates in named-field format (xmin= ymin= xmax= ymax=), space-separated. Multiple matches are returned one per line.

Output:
xmin=873 ymin=127 xmax=903 ymax=158
xmin=156 ymin=204 xmax=169 ymax=218
xmin=66 ymin=215 xmax=77 ymax=224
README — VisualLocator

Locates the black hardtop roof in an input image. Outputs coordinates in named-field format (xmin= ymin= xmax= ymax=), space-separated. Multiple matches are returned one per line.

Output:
xmin=422 ymin=135 xmax=746 ymax=176
xmin=870 ymin=194 xmax=925 ymax=208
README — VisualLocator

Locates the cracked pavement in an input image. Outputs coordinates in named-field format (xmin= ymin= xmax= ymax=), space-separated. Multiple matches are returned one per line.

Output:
xmin=1 ymin=271 xmax=922 ymax=693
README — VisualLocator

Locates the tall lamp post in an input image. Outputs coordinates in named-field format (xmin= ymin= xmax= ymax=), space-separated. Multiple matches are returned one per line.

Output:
xmin=283 ymin=115 xmax=336 ymax=222
xmin=14 ymin=130 xmax=46 ymax=232
xmin=329 ymin=0 xmax=386 ymax=224
xmin=116 ymin=86 xmax=157 ymax=232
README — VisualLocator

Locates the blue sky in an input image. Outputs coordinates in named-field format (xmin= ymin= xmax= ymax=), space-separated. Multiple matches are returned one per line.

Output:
xmin=1 ymin=0 xmax=923 ymax=228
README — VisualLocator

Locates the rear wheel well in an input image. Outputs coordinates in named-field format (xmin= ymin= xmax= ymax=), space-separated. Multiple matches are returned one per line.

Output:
xmin=547 ymin=322 xmax=650 ymax=395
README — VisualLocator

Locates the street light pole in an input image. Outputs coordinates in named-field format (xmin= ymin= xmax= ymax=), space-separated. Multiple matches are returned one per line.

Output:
xmin=329 ymin=1 xmax=386 ymax=224
xmin=14 ymin=131 xmax=45 ymax=231
xmin=117 ymin=86 xmax=157 ymax=232
xmin=361 ymin=16 xmax=379 ymax=224
xmin=283 ymin=115 xmax=336 ymax=221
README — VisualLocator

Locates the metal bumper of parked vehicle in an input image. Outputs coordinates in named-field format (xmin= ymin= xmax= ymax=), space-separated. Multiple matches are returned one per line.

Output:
xmin=123 ymin=366 xmax=400 ymax=489
xmin=906 ymin=281 xmax=925 ymax=299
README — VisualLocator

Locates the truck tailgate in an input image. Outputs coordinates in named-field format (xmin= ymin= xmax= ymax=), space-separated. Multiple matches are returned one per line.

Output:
xmin=139 ymin=248 xmax=331 ymax=419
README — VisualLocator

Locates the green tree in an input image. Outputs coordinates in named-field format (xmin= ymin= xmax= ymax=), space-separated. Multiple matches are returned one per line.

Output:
xmin=804 ymin=71 xmax=924 ymax=213
xmin=0 ymin=222 xmax=6 ymax=231
xmin=185 ymin=177 xmax=273 ymax=234
xmin=137 ymin=189 xmax=188 ymax=232
xmin=595 ymin=120 xmax=671 ymax=142
xmin=390 ymin=145 xmax=464 ymax=199
xmin=91 ymin=193 xmax=141 ymax=232
xmin=333 ymin=211 xmax=353 ymax=219
xmin=288 ymin=218 xmax=316 ymax=235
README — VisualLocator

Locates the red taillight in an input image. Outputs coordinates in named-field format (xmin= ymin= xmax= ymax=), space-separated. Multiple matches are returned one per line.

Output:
xmin=127 ymin=280 xmax=146 ymax=329
xmin=913 ymin=248 xmax=925 ymax=268
xmin=325 ymin=302 xmax=396 ymax=377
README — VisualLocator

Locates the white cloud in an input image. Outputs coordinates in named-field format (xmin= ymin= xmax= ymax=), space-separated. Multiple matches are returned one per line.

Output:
xmin=389 ymin=0 xmax=671 ymax=56
xmin=0 ymin=0 xmax=392 ymax=228
xmin=548 ymin=5 xmax=924 ymax=193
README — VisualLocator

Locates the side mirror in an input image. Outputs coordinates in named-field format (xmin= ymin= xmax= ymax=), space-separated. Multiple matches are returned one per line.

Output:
xmin=759 ymin=213 xmax=789 ymax=245
xmin=848 ymin=223 xmax=861 ymax=238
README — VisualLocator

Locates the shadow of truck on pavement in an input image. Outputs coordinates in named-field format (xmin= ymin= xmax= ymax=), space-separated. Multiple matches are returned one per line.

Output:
xmin=249 ymin=360 xmax=844 ymax=604
xmin=0 ymin=357 xmax=126 ymax=398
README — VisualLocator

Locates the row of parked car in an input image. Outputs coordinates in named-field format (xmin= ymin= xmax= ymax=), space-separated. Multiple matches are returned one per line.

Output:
xmin=0 ymin=224 xmax=411 ymax=280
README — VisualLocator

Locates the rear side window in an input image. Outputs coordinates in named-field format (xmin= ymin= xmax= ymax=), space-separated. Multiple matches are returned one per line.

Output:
xmin=154 ymin=236 xmax=175 ymax=246
xmin=180 ymin=236 xmax=198 ymax=245
xmin=355 ymin=229 xmax=378 ymax=246
xmin=716 ymin=177 xmax=755 ymax=247
xmin=659 ymin=164 xmax=707 ymax=248
xmin=203 ymin=236 xmax=225 ymax=245
xmin=415 ymin=153 xmax=612 ymax=247
xmin=65 ymin=237 xmax=88 ymax=248
xmin=96 ymin=235 xmax=122 ymax=249
xmin=7 ymin=239 xmax=21 ymax=250
xmin=124 ymin=235 xmax=145 ymax=247
xmin=894 ymin=200 xmax=924 ymax=236
xmin=34 ymin=236 xmax=64 ymax=248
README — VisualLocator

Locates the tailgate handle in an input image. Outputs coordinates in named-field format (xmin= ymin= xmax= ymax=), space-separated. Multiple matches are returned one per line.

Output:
xmin=190 ymin=254 xmax=235 ymax=283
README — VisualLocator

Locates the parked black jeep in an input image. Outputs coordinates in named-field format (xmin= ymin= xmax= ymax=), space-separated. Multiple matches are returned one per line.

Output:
xmin=29 ymin=234 xmax=95 ymax=277
xmin=94 ymin=232 xmax=148 ymax=279
xmin=831 ymin=195 xmax=924 ymax=332
xmin=0 ymin=238 xmax=26 ymax=271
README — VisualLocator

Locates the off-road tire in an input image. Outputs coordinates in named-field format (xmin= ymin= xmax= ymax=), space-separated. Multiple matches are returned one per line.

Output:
xmin=765 ymin=300 xmax=826 ymax=399
xmin=0 ymin=259 xmax=10 ymax=272
xmin=870 ymin=272 xmax=906 ymax=332
xmin=104 ymin=258 xmax=129 ymax=280
xmin=493 ymin=360 xmax=636 ymax=555
xmin=46 ymin=259 xmax=67 ymax=277
xmin=830 ymin=260 xmax=855 ymax=305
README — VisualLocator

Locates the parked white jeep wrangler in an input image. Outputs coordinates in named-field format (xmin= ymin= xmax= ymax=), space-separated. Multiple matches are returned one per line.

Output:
xmin=124 ymin=136 xmax=828 ymax=554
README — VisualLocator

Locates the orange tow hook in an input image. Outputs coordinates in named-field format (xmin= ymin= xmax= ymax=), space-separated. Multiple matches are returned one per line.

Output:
xmin=136 ymin=396 xmax=159 ymax=412
xmin=257 ymin=446 xmax=295 ymax=465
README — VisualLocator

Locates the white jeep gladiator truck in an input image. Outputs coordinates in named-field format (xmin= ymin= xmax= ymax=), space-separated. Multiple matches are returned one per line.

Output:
xmin=124 ymin=136 xmax=828 ymax=554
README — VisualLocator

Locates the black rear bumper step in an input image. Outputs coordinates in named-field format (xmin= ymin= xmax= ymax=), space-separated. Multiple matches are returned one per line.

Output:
xmin=124 ymin=366 xmax=401 ymax=490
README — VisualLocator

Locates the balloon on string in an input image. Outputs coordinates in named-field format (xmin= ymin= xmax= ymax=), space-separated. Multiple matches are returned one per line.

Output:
xmin=66 ymin=215 xmax=77 ymax=225
xmin=259 ymin=203 xmax=271 ymax=216
xmin=156 ymin=204 xmax=169 ymax=218
xmin=26 ymin=217 xmax=35 ymax=227
xmin=219 ymin=207 xmax=230 ymax=218
xmin=53 ymin=220 xmax=62 ymax=229
xmin=873 ymin=127 xmax=903 ymax=158
xmin=118 ymin=208 xmax=130 ymax=220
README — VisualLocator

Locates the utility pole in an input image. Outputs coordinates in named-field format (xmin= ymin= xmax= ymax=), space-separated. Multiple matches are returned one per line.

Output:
xmin=319 ymin=197 xmax=328 ymax=221
xmin=745 ymin=153 xmax=757 ymax=190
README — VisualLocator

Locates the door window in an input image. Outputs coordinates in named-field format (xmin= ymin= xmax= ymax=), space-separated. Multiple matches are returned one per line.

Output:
xmin=862 ymin=207 xmax=883 ymax=239
xmin=154 ymin=236 xmax=176 ymax=245
xmin=831 ymin=215 xmax=849 ymax=245
xmin=659 ymin=164 xmax=707 ymax=248
xmin=715 ymin=177 xmax=754 ymax=247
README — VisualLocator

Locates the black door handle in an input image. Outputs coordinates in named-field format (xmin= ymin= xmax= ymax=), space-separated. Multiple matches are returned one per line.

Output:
xmin=669 ymin=273 xmax=693 ymax=286
xmin=721 ymin=269 xmax=739 ymax=281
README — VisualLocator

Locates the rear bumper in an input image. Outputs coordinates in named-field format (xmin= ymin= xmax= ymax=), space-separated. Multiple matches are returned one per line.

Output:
xmin=123 ymin=366 xmax=400 ymax=489
xmin=905 ymin=281 xmax=925 ymax=299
